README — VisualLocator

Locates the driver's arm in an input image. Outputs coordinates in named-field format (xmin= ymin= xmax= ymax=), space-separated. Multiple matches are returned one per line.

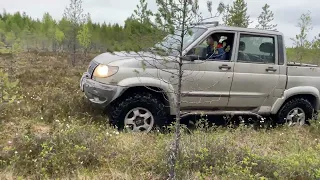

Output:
xmin=206 ymin=46 xmax=213 ymax=59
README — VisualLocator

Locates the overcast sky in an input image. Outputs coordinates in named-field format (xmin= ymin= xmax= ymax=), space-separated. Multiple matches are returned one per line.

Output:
xmin=1 ymin=0 xmax=319 ymax=47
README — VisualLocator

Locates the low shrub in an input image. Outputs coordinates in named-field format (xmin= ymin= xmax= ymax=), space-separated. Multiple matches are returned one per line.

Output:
xmin=1 ymin=53 xmax=320 ymax=179
xmin=1 ymin=122 xmax=320 ymax=179
xmin=1 ymin=120 xmax=169 ymax=179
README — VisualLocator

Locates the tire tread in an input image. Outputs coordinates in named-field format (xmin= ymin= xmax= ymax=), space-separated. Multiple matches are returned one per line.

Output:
xmin=109 ymin=92 xmax=168 ymax=130
xmin=277 ymin=98 xmax=313 ymax=124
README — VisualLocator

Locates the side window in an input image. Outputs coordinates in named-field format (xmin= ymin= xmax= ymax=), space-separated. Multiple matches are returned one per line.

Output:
xmin=186 ymin=32 xmax=235 ymax=61
xmin=237 ymin=34 xmax=275 ymax=64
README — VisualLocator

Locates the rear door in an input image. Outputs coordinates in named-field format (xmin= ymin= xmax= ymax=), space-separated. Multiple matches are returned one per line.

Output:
xmin=227 ymin=32 xmax=285 ymax=111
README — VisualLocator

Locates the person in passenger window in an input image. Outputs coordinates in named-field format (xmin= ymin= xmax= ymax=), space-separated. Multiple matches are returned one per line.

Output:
xmin=206 ymin=35 xmax=230 ymax=60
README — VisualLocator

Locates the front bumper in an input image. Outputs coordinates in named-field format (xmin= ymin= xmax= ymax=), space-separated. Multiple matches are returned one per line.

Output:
xmin=80 ymin=73 xmax=122 ymax=108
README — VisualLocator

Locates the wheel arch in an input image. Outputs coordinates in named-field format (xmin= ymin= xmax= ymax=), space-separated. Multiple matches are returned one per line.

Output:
xmin=271 ymin=86 xmax=320 ymax=114
xmin=116 ymin=77 xmax=177 ymax=115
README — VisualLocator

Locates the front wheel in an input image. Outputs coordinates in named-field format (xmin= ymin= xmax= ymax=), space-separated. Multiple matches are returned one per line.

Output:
xmin=276 ymin=98 xmax=314 ymax=126
xmin=109 ymin=92 xmax=169 ymax=133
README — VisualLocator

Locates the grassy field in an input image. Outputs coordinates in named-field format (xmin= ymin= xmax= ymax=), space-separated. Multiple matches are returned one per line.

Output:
xmin=1 ymin=52 xmax=320 ymax=179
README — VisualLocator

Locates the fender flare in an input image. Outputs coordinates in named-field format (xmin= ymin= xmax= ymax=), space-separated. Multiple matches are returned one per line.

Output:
xmin=116 ymin=77 xmax=177 ymax=115
xmin=271 ymin=86 xmax=320 ymax=114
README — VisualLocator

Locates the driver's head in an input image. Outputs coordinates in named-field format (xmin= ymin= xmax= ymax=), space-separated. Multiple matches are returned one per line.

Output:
xmin=206 ymin=36 xmax=213 ymax=45
xmin=207 ymin=34 xmax=219 ymax=45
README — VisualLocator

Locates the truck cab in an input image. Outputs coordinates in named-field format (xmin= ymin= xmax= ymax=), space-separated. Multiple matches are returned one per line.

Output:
xmin=179 ymin=24 xmax=287 ymax=114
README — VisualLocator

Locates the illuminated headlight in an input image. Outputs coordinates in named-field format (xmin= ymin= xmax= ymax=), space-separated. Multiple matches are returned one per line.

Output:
xmin=93 ymin=64 xmax=119 ymax=78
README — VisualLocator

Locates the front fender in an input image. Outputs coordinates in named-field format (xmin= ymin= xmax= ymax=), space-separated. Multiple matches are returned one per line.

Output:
xmin=271 ymin=86 xmax=320 ymax=114
xmin=117 ymin=77 xmax=177 ymax=115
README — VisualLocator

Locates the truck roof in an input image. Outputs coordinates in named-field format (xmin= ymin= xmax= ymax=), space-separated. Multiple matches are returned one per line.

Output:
xmin=195 ymin=24 xmax=284 ymax=36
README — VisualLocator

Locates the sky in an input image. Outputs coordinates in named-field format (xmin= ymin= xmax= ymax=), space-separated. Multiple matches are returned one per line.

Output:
xmin=0 ymin=0 xmax=320 ymax=47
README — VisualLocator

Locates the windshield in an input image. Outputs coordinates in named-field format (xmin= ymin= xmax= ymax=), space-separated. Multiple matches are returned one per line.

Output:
xmin=154 ymin=27 xmax=207 ymax=56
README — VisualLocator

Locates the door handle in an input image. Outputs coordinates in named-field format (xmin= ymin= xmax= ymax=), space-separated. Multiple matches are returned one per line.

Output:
xmin=265 ymin=67 xmax=277 ymax=72
xmin=219 ymin=64 xmax=231 ymax=70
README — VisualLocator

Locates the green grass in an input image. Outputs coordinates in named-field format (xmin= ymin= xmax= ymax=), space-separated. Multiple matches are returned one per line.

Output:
xmin=1 ymin=52 xmax=320 ymax=179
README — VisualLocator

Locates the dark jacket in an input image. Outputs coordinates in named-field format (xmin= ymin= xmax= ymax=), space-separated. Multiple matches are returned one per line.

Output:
xmin=206 ymin=45 xmax=227 ymax=60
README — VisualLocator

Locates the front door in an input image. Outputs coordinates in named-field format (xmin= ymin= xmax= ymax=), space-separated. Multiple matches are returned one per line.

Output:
xmin=228 ymin=32 xmax=284 ymax=111
xmin=180 ymin=31 xmax=237 ymax=110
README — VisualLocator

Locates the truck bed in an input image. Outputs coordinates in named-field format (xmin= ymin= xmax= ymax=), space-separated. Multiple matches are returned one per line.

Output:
xmin=286 ymin=62 xmax=320 ymax=91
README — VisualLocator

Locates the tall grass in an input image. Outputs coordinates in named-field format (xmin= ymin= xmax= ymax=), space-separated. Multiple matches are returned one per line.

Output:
xmin=1 ymin=53 xmax=320 ymax=179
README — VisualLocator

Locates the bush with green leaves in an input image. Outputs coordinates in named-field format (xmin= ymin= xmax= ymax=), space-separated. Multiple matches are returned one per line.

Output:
xmin=5 ymin=122 xmax=111 ymax=179
xmin=2 ymin=120 xmax=168 ymax=179
xmin=0 ymin=69 xmax=21 ymax=108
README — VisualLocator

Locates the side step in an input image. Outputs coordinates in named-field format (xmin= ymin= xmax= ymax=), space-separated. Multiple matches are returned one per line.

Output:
xmin=180 ymin=110 xmax=264 ymax=119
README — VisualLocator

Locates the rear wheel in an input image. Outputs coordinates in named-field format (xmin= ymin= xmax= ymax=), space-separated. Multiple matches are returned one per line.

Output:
xmin=276 ymin=98 xmax=313 ymax=126
xmin=109 ymin=92 xmax=169 ymax=133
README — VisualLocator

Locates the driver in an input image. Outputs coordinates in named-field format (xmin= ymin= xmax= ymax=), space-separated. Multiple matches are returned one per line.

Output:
xmin=206 ymin=34 xmax=230 ymax=60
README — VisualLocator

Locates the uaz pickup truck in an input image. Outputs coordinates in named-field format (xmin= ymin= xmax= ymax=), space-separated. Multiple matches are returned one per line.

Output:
xmin=80 ymin=22 xmax=319 ymax=132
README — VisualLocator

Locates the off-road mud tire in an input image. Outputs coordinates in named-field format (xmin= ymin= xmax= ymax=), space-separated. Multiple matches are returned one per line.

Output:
xmin=276 ymin=98 xmax=313 ymax=125
xmin=109 ymin=92 xmax=169 ymax=132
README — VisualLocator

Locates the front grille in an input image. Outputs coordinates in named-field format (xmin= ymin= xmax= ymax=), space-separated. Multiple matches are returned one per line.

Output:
xmin=88 ymin=61 xmax=99 ymax=78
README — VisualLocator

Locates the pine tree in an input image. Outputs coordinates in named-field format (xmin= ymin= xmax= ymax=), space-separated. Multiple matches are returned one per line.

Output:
xmin=21 ymin=24 xmax=34 ymax=51
xmin=0 ymin=69 xmax=21 ymax=110
xmin=63 ymin=0 xmax=86 ymax=66
xmin=131 ymin=0 xmax=153 ymax=24
xmin=55 ymin=27 xmax=65 ymax=52
xmin=41 ymin=13 xmax=56 ymax=50
xmin=0 ymin=19 xmax=5 ymax=43
xmin=145 ymin=0 xmax=223 ymax=178
xmin=224 ymin=0 xmax=250 ymax=28
xmin=255 ymin=4 xmax=277 ymax=30
xmin=154 ymin=0 xmax=202 ymax=177
xmin=58 ymin=17 xmax=71 ymax=51
xmin=124 ymin=0 xmax=160 ymax=51
xmin=311 ymin=33 xmax=320 ymax=64
xmin=290 ymin=11 xmax=313 ymax=62
xmin=222 ymin=4 xmax=230 ymax=25
xmin=0 ymin=20 xmax=6 ymax=53
xmin=77 ymin=23 xmax=91 ymax=58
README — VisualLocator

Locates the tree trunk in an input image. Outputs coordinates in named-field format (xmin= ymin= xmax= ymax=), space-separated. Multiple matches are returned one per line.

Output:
xmin=72 ymin=27 xmax=77 ymax=66
xmin=168 ymin=1 xmax=187 ymax=179
xmin=84 ymin=48 xmax=87 ymax=63
xmin=168 ymin=62 xmax=183 ymax=180
xmin=72 ymin=43 xmax=76 ymax=66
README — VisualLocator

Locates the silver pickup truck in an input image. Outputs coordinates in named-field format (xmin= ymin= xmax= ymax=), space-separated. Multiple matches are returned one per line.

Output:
xmin=80 ymin=22 xmax=320 ymax=132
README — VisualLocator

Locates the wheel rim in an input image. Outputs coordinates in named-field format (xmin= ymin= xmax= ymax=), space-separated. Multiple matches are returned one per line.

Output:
xmin=286 ymin=107 xmax=306 ymax=126
xmin=124 ymin=107 xmax=154 ymax=132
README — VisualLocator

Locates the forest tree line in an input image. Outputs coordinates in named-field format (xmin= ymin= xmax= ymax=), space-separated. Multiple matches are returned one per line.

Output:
xmin=0 ymin=0 xmax=319 ymax=63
